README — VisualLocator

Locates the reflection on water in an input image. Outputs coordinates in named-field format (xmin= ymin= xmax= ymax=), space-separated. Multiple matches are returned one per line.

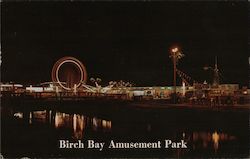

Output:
xmin=19 ymin=110 xmax=112 ymax=139
xmin=32 ymin=110 xmax=48 ymax=123
xmin=212 ymin=131 xmax=219 ymax=152
xmin=14 ymin=112 xmax=23 ymax=118
xmin=9 ymin=107 xmax=247 ymax=158
xmin=190 ymin=131 xmax=236 ymax=152
xmin=55 ymin=112 xmax=72 ymax=128
xmin=13 ymin=110 xmax=238 ymax=152
xmin=92 ymin=117 xmax=112 ymax=131
xmin=72 ymin=114 xmax=85 ymax=139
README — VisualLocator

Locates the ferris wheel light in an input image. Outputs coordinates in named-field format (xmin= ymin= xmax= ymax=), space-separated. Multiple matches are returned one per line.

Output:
xmin=51 ymin=57 xmax=87 ymax=90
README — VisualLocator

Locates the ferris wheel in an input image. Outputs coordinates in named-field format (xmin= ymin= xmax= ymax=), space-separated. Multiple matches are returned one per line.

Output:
xmin=51 ymin=56 xmax=87 ymax=91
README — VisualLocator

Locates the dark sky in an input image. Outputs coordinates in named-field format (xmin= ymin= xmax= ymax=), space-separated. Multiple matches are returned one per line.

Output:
xmin=1 ymin=1 xmax=249 ymax=87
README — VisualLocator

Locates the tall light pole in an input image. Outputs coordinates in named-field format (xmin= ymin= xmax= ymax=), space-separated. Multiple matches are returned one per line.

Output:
xmin=169 ymin=47 xmax=184 ymax=103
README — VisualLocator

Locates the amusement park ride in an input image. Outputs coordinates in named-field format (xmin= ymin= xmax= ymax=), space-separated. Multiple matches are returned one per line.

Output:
xmin=0 ymin=56 xmax=132 ymax=105
xmin=1 ymin=52 xmax=249 ymax=105
xmin=48 ymin=56 xmax=132 ymax=94
xmin=1 ymin=56 xmax=134 ymax=97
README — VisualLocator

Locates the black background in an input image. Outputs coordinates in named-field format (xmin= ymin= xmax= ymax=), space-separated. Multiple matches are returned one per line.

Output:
xmin=1 ymin=1 xmax=249 ymax=86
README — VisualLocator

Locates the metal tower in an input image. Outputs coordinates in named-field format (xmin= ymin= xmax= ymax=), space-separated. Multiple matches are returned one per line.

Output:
xmin=212 ymin=56 xmax=219 ymax=87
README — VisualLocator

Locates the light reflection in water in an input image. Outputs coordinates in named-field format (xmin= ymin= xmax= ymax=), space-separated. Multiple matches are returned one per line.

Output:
xmin=14 ymin=112 xmax=23 ymax=118
xmin=25 ymin=111 xmax=112 ymax=139
xmin=72 ymin=114 xmax=85 ymax=139
xmin=55 ymin=113 xmax=111 ymax=139
xmin=190 ymin=131 xmax=236 ymax=151
xmin=32 ymin=110 xmax=47 ymax=123
xmin=92 ymin=117 xmax=112 ymax=131
xmin=29 ymin=112 xmax=32 ymax=124
xmin=212 ymin=131 xmax=219 ymax=152
xmin=15 ymin=110 xmax=237 ymax=152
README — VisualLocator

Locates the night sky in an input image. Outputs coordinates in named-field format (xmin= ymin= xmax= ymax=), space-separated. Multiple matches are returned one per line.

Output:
xmin=1 ymin=1 xmax=249 ymax=87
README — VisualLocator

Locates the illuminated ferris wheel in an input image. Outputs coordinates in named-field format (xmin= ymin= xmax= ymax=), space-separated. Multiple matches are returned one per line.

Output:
xmin=51 ymin=56 xmax=87 ymax=90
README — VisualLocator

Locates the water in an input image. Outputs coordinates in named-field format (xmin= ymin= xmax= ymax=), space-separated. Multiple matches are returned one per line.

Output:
xmin=1 ymin=103 xmax=249 ymax=158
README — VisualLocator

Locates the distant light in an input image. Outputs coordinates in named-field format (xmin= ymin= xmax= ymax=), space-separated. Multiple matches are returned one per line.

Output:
xmin=243 ymin=90 xmax=248 ymax=95
xmin=182 ymin=81 xmax=186 ymax=96
xmin=0 ymin=84 xmax=23 ymax=87
xmin=171 ymin=47 xmax=178 ymax=53
xmin=14 ymin=112 xmax=23 ymax=119
xmin=49 ymin=84 xmax=53 ymax=88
